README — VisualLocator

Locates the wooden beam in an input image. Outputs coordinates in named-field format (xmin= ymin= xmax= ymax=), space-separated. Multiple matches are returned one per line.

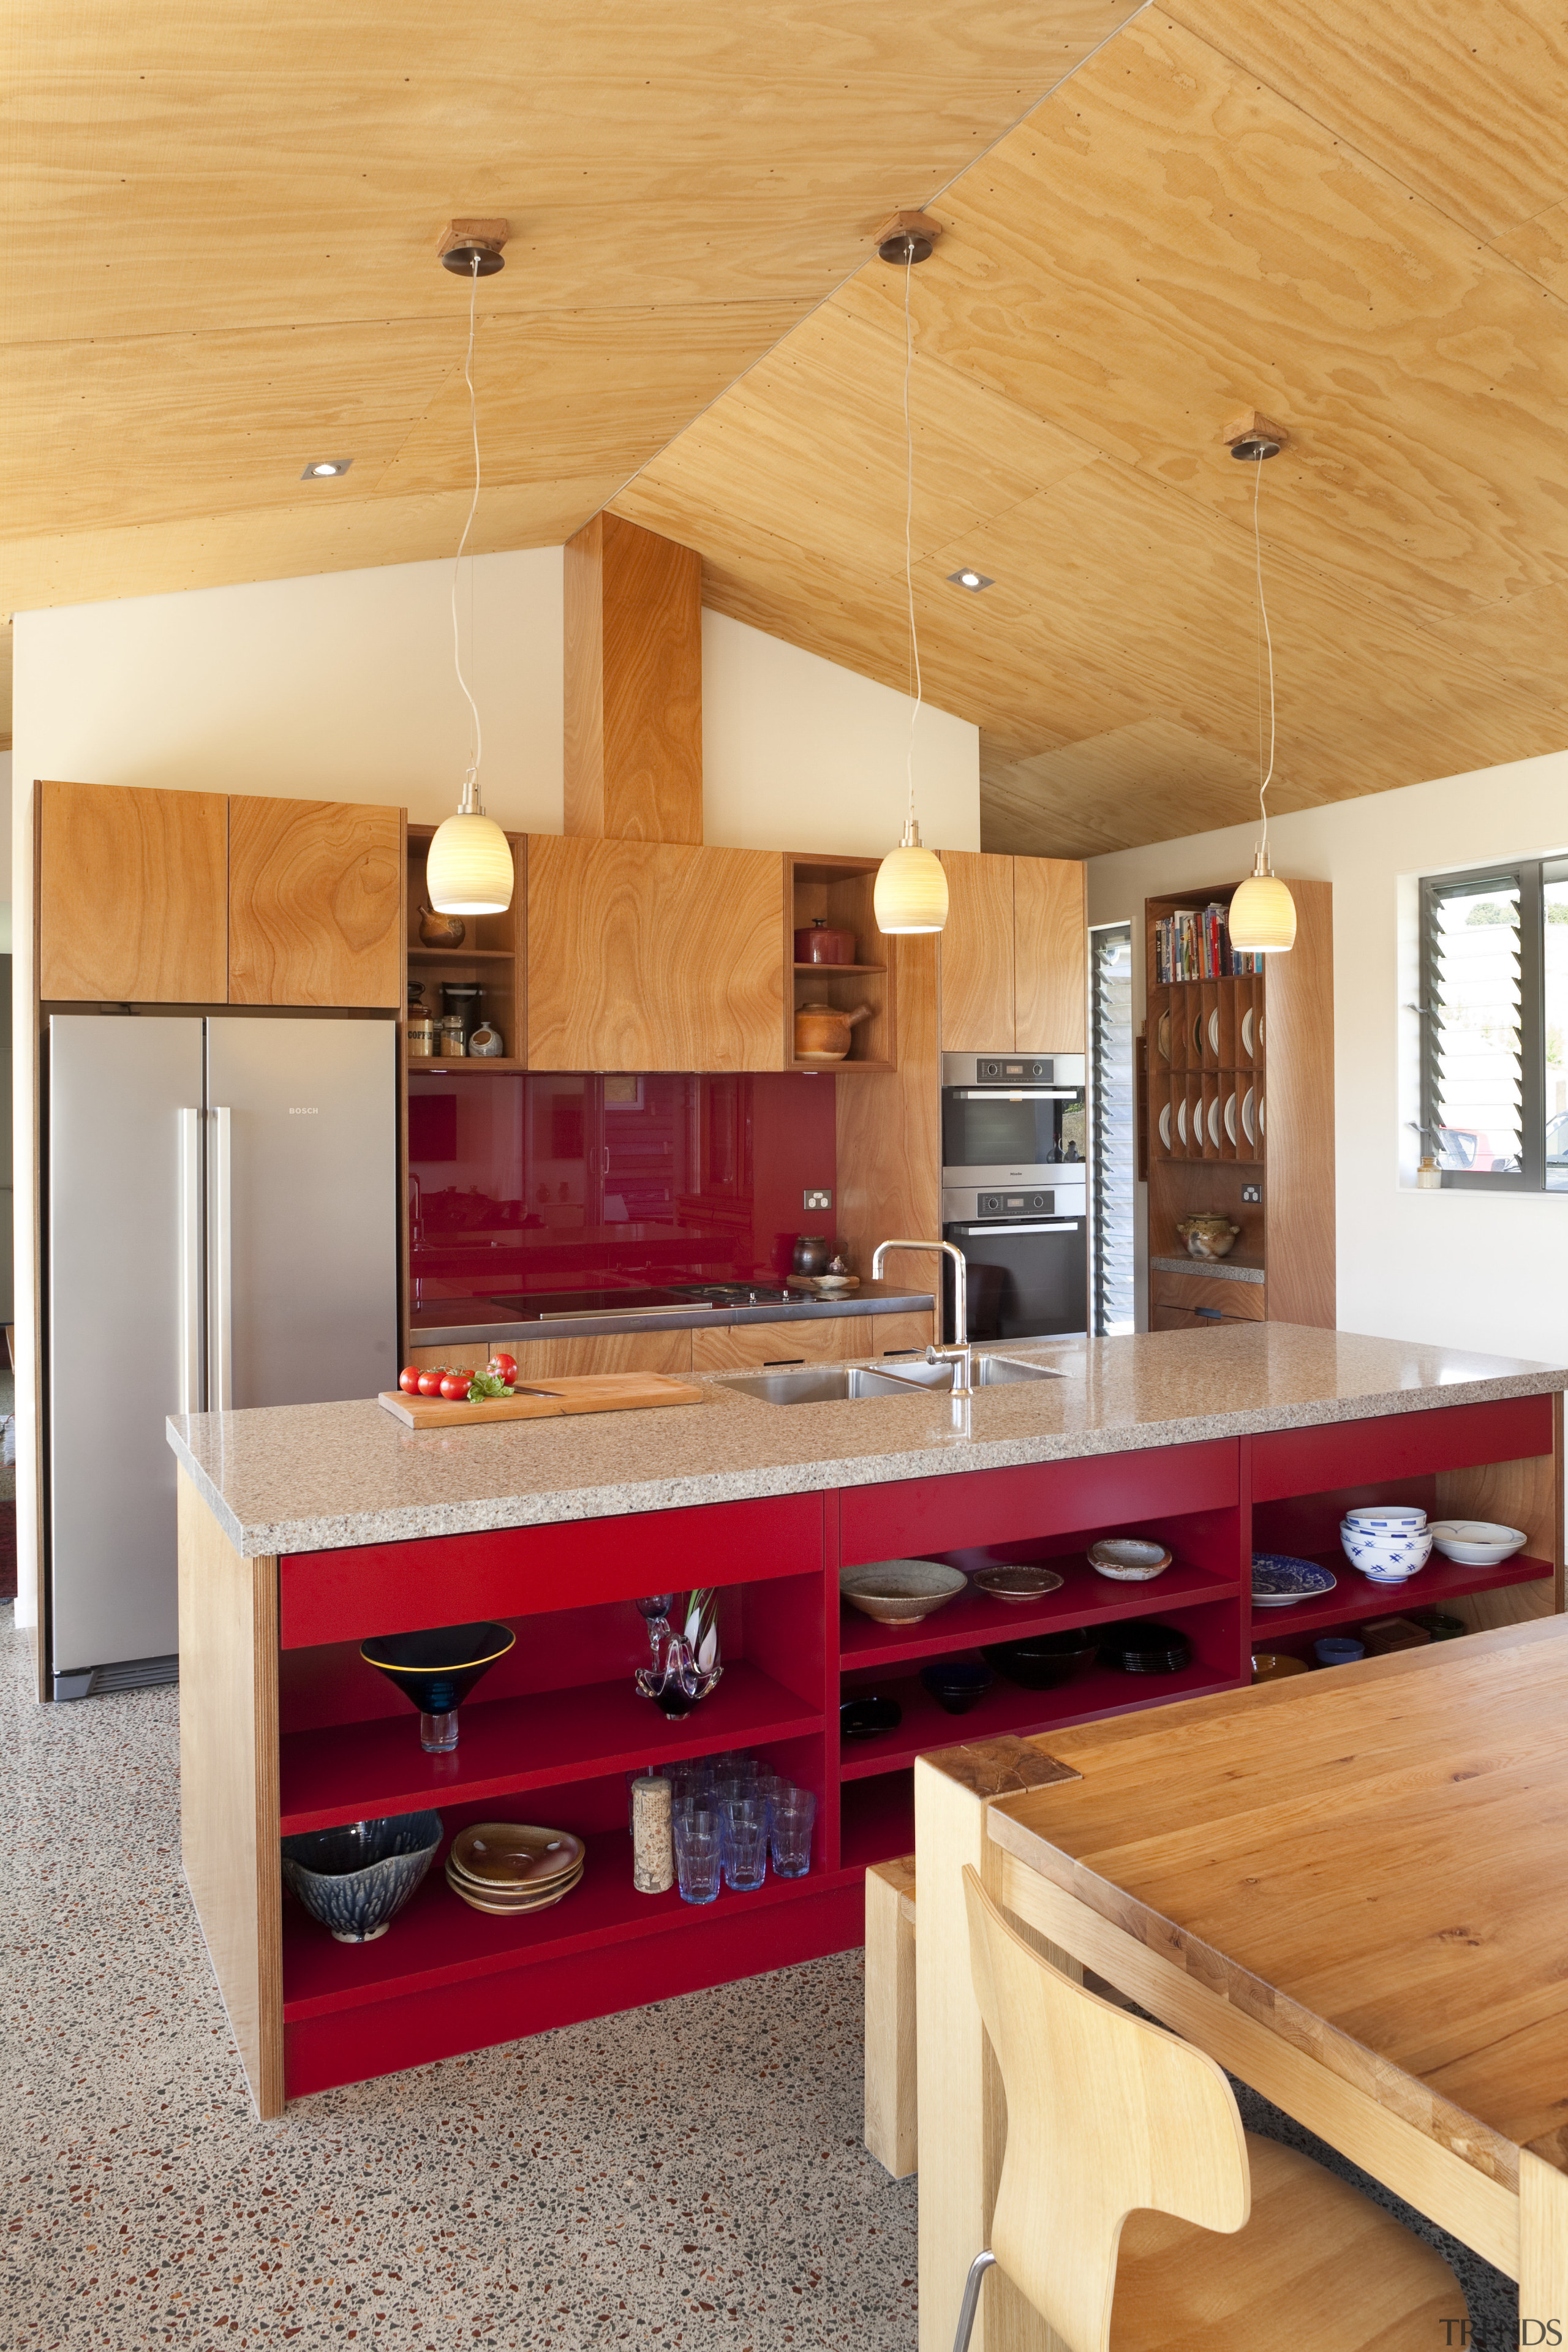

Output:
xmin=564 ymin=513 xmax=703 ymax=845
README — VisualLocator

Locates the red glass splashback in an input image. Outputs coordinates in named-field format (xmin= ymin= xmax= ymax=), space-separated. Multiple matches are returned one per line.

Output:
xmin=407 ymin=1071 xmax=838 ymax=1303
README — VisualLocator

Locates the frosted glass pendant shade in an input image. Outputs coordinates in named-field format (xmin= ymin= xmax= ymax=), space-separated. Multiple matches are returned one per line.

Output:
xmin=427 ymin=809 xmax=514 ymax=914
xmin=874 ymin=821 xmax=949 ymax=934
xmin=1229 ymin=862 xmax=1295 ymax=953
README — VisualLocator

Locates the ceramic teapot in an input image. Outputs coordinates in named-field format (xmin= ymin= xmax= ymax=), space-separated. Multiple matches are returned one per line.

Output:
xmin=793 ymin=1001 xmax=872 ymax=1062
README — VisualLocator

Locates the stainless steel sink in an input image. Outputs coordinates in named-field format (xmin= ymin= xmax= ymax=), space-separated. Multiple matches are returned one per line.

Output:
xmin=715 ymin=1355 xmax=1066 ymax=1405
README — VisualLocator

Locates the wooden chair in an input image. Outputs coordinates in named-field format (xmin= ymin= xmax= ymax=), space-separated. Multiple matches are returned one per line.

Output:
xmin=955 ymin=1867 xmax=1466 ymax=2352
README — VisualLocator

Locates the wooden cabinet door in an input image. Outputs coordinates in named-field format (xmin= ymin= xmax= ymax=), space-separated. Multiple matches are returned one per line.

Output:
xmin=527 ymin=835 xmax=785 ymax=1070
xmin=690 ymin=1316 xmax=859 ymax=1370
xmin=411 ymin=1332 xmax=692 ymax=1378
xmin=1014 ymin=856 xmax=1087 ymax=1054
xmin=39 ymin=779 xmax=228 ymax=1001
xmin=938 ymin=851 xmax=1015 ymax=1050
xmin=867 ymin=1310 xmax=936 ymax=1356
xmin=228 ymin=796 xmax=402 ymax=1007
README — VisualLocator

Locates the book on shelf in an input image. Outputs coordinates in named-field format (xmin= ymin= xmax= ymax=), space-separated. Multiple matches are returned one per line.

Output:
xmin=1153 ymin=903 xmax=1262 ymax=982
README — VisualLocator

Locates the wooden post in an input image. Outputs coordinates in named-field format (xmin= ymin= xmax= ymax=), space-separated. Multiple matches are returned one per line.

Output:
xmin=178 ymin=1469 xmax=284 ymax=2119
xmin=1519 ymin=2150 xmax=1568 ymax=2347
xmin=914 ymin=1738 xmax=1079 ymax=2352
xmin=865 ymin=1858 xmax=918 ymax=2177
xmin=563 ymin=513 xmax=703 ymax=845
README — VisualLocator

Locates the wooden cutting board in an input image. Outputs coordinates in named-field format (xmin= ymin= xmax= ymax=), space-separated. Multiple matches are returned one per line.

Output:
xmin=377 ymin=1373 xmax=706 ymax=1428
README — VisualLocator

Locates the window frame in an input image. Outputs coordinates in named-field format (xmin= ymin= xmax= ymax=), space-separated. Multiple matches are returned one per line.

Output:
xmin=1088 ymin=919 xmax=1135 ymax=1335
xmin=1418 ymin=857 xmax=1545 ymax=1192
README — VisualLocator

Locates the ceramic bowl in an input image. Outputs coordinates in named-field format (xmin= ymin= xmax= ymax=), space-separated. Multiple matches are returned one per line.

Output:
xmin=973 ymin=1564 xmax=1065 ymax=1605
xmin=839 ymin=1560 xmax=966 ymax=1624
xmin=1252 ymin=1652 xmax=1310 ymax=1684
xmin=358 ymin=1621 xmax=516 ymax=1716
xmin=1175 ymin=1216 xmax=1240 ymax=1262
xmin=1343 ymin=1504 xmax=1428 ymax=1531
xmin=1087 ymin=1537 xmax=1172 ymax=1582
xmin=983 ymin=1629 xmax=1096 ymax=1690
xmin=840 ymin=1694 xmax=902 ymax=1740
xmin=1314 ymin=1635 xmax=1366 ymax=1667
xmin=919 ymin=1659 xmax=995 ymax=1717
xmin=281 ymin=1811 xmax=443 ymax=1943
xmin=1340 ymin=1521 xmax=1433 ymax=1580
xmin=1427 ymin=1520 xmax=1527 ymax=1566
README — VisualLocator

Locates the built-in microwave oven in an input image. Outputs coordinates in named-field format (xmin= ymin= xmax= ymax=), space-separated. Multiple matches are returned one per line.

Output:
xmin=940 ymin=1052 xmax=1088 ymax=1341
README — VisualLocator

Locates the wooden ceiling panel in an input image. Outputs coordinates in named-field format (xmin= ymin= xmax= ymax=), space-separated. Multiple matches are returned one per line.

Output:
xmin=981 ymin=721 xmax=1313 ymax=861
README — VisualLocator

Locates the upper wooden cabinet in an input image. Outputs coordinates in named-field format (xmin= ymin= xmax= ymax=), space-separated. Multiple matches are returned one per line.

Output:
xmin=37 ymin=781 xmax=403 ymax=1008
xmin=228 ymin=796 xmax=402 ymax=1008
xmin=938 ymin=850 xmax=1086 ymax=1053
xmin=39 ymin=780 xmax=228 ymax=1002
xmin=526 ymin=835 xmax=785 ymax=1071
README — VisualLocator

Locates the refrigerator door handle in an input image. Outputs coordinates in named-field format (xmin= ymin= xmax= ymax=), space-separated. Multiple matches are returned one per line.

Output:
xmin=208 ymin=1105 xmax=233 ymax=1411
xmin=178 ymin=1109 xmax=203 ymax=1415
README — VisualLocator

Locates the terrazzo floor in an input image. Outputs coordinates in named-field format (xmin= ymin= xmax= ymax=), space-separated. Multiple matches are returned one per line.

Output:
xmin=0 ymin=1596 xmax=1519 ymax=2350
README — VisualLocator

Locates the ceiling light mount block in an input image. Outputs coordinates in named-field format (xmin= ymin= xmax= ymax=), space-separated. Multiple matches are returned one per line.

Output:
xmin=438 ymin=219 xmax=510 ymax=277
xmin=1224 ymin=408 xmax=1289 ymax=462
xmin=873 ymin=209 xmax=943 ymax=265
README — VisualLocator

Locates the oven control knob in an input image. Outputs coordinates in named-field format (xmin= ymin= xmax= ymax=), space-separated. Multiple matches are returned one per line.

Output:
xmin=1033 ymin=1193 xmax=1049 ymax=1211
xmin=1030 ymin=1061 xmax=1046 ymax=1079
xmin=981 ymin=1059 xmax=1001 ymax=1080
xmin=981 ymin=1193 xmax=1001 ymax=1215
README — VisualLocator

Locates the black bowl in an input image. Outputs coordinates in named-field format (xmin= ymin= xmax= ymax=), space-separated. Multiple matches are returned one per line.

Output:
xmin=983 ymin=1629 xmax=1096 ymax=1691
xmin=919 ymin=1659 xmax=994 ymax=1717
xmin=1097 ymin=1619 xmax=1193 ymax=1674
xmin=360 ymin=1620 xmax=516 ymax=1716
xmin=840 ymin=1695 xmax=903 ymax=1741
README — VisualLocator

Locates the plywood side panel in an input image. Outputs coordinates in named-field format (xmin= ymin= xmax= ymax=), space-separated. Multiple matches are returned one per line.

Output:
xmin=1013 ymin=857 xmax=1086 ymax=1054
xmin=837 ymin=931 xmax=942 ymax=1322
xmin=177 ymin=1469 xmax=283 ymax=2120
xmin=526 ymin=834 xmax=784 ymax=1071
xmin=1262 ymin=879 xmax=1335 ymax=1329
xmin=39 ymin=780 xmax=228 ymax=1003
xmin=600 ymin=514 xmax=703 ymax=845
xmin=228 ymin=796 xmax=403 ymax=1008
xmin=939 ymin=852 xmax=1016 ymax=1051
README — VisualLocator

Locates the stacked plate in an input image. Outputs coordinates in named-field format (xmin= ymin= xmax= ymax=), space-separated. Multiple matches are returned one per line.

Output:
xmin=1097 ymin=1619 xmax=1192 ymax=1675
xmin=445 ymin=1822 xmax=585 ymax=1917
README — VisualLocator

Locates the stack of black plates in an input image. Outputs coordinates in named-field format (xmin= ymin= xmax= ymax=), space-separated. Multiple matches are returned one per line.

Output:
xmin=1097 ymin=1619 xmax=1193 ymax=1675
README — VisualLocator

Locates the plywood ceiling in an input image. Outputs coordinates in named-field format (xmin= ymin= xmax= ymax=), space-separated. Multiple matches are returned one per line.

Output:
xmin=1 ymin=0 xmax=1144 ymax=739
xmin=614 ymin=1 xmax=1568 ymax=854
xmin=9 ymin=1 xmax=1568 ymax=856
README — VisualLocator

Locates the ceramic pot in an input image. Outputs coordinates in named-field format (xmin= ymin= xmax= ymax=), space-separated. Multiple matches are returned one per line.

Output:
xmin=468 ymin=1023 xmax=505 ymax=1058
xmin=418 ymin=903 xmax=466 ymax=948
xmin=794 ymin=919 xmax=856 ymax=965
xmin=794 ymin=1001 xmax=872 ymax=1061
xmin=792 ymin=1234 xmax=831 ymax=1276
xmin=1175 ymin=1215 xmax=1241 ymax=1262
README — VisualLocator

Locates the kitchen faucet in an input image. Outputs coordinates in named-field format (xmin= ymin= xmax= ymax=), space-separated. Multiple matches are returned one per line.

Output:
xmin=870 ymin=1238 xmax=971 ymax=1396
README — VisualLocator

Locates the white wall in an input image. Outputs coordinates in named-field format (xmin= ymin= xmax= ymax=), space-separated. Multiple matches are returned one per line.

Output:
xmin=7 ymin=551 xmax=980 ymax=1634
xmin=1087 ymin=748 xmax=1568 ymax=1363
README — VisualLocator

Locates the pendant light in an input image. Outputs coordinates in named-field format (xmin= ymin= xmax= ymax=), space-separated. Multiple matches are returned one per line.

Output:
xmin=873 ymin=216 xmax=949 ymax=937
xmin=1227 ymin=420 xmax=1295 ymax=954
xmin=426 ymin=229 xmax=514 ymax=916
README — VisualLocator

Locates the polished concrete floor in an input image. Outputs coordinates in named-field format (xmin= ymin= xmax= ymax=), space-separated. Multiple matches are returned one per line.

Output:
xmin=1 ymin=1595 xmax=1517 ymax=2350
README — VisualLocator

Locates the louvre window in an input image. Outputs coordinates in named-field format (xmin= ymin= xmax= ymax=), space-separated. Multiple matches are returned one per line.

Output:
xmin=1090 ymin=922 xmax=1135 ymax=1332
xmin=1417 ymin=859 xmax=1568 ymax=1190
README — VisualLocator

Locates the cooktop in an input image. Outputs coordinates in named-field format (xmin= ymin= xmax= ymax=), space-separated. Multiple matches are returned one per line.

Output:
xmin=490 ymin=1282 xmax=799 ymax=1321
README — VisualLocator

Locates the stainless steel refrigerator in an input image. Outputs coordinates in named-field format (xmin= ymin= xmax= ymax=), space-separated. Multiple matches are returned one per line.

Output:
xmin=46 ymin=1013 xmax=399 ymax=1698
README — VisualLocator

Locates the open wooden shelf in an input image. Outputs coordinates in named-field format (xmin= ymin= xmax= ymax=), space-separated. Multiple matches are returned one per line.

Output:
xmin=279 ymin=1660 xmax=823 ymax=1834
xmin=1250 ymin=1549 xmax=1551 ymax=1641
xmin=839 ymin=1553 xmax=1240 ymax=1668
xmin=407 ymin=1056 xmax=528 ymax=1074
xmin=409 ymin=945 xmax=516 ymax=963
xmin=785 ymin=851 xmax=897 ymax=1074
xmin=793 ymin=960 xmax=886 ymax=974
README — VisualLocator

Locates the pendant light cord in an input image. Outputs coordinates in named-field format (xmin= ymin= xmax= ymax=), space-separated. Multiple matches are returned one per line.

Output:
xmin=902 ymin=246 xmax=922 ymax=834
xmin=450 ymin=252 xmax=484 ymax=805
xmin=1252 ymin=454 xmax=1276 ymax=862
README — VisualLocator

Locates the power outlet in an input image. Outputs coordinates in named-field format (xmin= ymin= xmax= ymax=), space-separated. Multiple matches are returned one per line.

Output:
xmin=803 ymin=1188 xmax=832 ymax=1211
xmin=1241 ymin=1183 xmax=1261 ymax=1204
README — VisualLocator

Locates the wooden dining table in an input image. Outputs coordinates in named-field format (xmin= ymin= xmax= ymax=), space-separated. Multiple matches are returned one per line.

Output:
xmin=914 ymin=1616 xmax=1568 ymax=2352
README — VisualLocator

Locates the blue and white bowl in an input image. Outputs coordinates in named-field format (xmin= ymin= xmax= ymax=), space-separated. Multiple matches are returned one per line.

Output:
xmin=281 ymin=1811 xmax=443 ymax=1943
xmin=1343 ymin=1504 xmax=1428 ymax=1533
xmin=1340 ymin=1520 xmax=1433 ymax=1581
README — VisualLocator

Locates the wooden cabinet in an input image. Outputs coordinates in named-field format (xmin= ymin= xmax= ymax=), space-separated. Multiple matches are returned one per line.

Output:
xmin=867 ymin=1310 xmax=937 ymax=1355
xmin=411 ymin=1332 xmax=693 ymax=1378
xmin=1150 ymin=1269 xmax=1265 ymax=1323
xmin=39 ymin=780 xmax=228 ymax=1002
xmin=785 ymin=853 xmax=895 ymax=1074
xmin=229 ymin=796 xmax=402 ymax=1008
xmin=691 ymin=1316 xmax=862 ymax=1371
xmin=526 ymin=834 xmax=785 ymax=1071
xmin=938 ymin=850 xmax=1086 ymax=1052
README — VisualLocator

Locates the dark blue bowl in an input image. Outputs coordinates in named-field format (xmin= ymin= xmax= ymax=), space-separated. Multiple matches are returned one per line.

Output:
xmin=360 ymin=1621 xmax=515 ymax=1716
xmin=281 ymin=1811 xmax=443 ymax=1942
xmin=919 ymin=1659 xmax=994 ymax=1716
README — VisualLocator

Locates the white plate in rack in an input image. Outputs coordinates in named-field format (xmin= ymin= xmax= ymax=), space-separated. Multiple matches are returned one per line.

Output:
xmin=1224 ymin=1090 xmax=1237 ymax=1145
xmin=1241 ymin=1008 xmax=1254 ymax=1058
xmin=1177 ymin=1096 xmax=1188 ymax=1147
xmin=1158 ymin=1101 xmax=1172 ymax=1151
xmin=1157 ymin=1009 xmax=1170 ymax=1062
xmin=1208 ymin=1095 xmax=1221 ymax=1148
xmin=1208 ymin=1008 xmax=1220 ymax=1055
xmin=1242 ymin=1087 xmax=1256 ymax=1147
xmin=1259 ymin=1093 xmax=1266 ymax=1138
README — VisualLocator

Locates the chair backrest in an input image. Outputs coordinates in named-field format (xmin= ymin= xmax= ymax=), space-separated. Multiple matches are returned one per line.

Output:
xmin=963 ymin=1867 xmax=1250 ymax=2352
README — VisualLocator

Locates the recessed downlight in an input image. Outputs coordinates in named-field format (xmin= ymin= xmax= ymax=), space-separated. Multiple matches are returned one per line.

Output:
xmin=948 ymin=567 xmax=993 ymax=592
xmin=302 ymin=458 xmax=353 ymax=479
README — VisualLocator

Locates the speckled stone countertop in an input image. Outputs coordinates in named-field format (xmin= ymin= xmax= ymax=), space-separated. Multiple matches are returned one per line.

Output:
xmin=166 ymin=1324 xmax=1567 ymax=1559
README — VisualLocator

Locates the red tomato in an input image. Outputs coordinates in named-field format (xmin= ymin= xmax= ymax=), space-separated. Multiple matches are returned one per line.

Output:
xmin=439 ymin=1371 xmax=471 ymax=1401
xmin=399 ymin=1365 xmax=422 ymax=1396
xmin=417 ymin=1368 xmax=447 ymax=1397
xmin=488 ymin=1351 xmax=518 ymax=1388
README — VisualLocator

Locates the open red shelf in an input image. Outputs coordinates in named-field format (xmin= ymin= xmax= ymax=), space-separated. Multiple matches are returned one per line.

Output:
xmin=839 ymin=1554 xmax=1241 ymax=1668
xmin=281 ymin=1823 xmax=839 ymax=2021
xmin=837 ymin=1657 xmax=1238 ymax=1781
xmin=279 ymin=1661 xmax=822 ymax=1835
xmin=1249 ymin=1550 xmax=1551 ymax=1641
xmin=840 ymin=1774 xmax=916 ymax=1872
